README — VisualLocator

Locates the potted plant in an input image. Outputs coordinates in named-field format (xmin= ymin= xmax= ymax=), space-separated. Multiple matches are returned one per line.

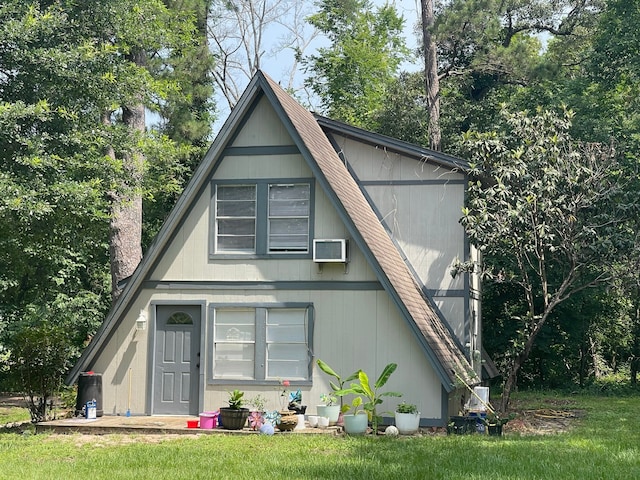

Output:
xmin=342 ymin=396 xmax=368 ymax=435
xmin=248 ymin=394 xmax=267 ymax=431
xmin=316 ymin=359 xmax=359 ymax=423
xmin=335 ymin=363 xmax=402 ymax=434
xmin=219 ymin=389 xmax=250 ymax=430
xmin=316 ymin=393 xmax=340 ymax=426
xmin=395 ymin=402 xmax=420 ymax=435
xmin=481 ymin=412 xmax=512 ymax=436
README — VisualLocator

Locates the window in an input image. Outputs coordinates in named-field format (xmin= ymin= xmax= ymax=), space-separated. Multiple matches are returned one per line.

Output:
xmin=268 ymin=184 xmax=310 ymax=252
xmin=211 ymin=305 xmax=313 ymax=382
xmin=215 ymin=185 xmax=256 ymax=253
xmin=167 ymin=312 xmax=194 ymax=325
xmin=212 ymin=180 xmax=312 ymax=256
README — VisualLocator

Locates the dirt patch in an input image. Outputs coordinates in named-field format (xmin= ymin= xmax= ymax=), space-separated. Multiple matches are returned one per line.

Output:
xmin=504 ymin=408 xmax=585 ymax=435
xmin=0 ymin=394 xmax=27 ymax=408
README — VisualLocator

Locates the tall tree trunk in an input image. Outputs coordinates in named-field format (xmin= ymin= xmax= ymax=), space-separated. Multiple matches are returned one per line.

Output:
xmin=109 ymin=50 xmax=145 ymax=303
xmin=499 ymin=309 xmax=553 ymax=412
xmin=420 ymin=0 xmax=441 ymax=151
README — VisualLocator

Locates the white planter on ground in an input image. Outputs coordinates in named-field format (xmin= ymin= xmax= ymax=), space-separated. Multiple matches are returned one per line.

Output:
xmin=343 ymin=413 xmax=368 ymax=435
xmin=316 ymin=405 xmax=340 ymax=425
xmin=394 ymin=411 xmax=421 ymax=435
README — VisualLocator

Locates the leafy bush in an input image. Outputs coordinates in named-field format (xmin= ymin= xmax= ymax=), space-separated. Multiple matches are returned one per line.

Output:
xmin=5 ymin=311 xmax=74 ymax=422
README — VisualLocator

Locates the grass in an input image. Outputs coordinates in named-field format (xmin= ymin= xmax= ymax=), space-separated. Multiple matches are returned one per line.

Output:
xmin=1 ymin=392 xmax=639 ymax=479
xmin=0 ymin=404 xmax=31 ymax=425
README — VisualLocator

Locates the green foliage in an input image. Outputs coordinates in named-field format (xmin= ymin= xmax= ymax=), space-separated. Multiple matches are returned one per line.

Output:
xmin=334 ymin=363 xmax=402 ymax=433
xmin=226 ymin=389 xmax=245 ymax=409
xmin=0 ymin=0 xmax=213 ymax=394
xmin=5 ymin=310 xmax=75 ymax=422
xmin=395 ymin=402 xmax=417 ymax=414
xmin=303 ymin=0 xmax=409 ymax=128
xmin=461 ymin=106 xmax=639 ymax=409
xmin=316 ymin=359 xmax=359 ymax=412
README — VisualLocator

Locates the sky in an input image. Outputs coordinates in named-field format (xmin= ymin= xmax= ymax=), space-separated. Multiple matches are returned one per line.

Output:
xmin=208 ymin=0 xmax=424 ymax=135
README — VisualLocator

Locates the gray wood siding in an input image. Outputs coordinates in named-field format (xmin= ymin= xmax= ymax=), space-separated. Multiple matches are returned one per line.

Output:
xmin=92 ymin=288 xmax=444 ymax=420
xmin=365 ymin=183 xmax=465 ymax=291
xmin=150 ymin=180 xmax=376 ymax=282
xmin=232 ymin=96 xmax=294 ymax=147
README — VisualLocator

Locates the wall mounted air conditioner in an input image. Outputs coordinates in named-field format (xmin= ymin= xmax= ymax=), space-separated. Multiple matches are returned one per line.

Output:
xmin=312 ymin=239 xmax=348 ymax=263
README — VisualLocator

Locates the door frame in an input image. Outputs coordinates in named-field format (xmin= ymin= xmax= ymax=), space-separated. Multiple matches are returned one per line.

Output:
xmin=148 ymin=300 xmax=206 ymax=415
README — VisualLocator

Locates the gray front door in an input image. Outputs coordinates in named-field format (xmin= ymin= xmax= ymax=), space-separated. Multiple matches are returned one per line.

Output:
xmin=153 ymin=305 xmax=201 ymax=415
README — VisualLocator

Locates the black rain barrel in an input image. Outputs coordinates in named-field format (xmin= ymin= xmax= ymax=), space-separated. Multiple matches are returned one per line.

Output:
xmin=75 ymin=372 xmax=103 ymax=417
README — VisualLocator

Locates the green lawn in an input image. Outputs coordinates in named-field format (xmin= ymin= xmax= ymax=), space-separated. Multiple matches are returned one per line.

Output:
xmin=0 ymin=393 xmax=638 ymax=479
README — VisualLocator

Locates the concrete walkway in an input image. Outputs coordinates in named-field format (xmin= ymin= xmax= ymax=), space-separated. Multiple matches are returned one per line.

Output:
xmin=36 ymin=415 xmax=341 ymax=436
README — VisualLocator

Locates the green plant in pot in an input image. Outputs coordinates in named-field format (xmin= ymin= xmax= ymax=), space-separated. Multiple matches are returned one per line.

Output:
xmin=395 ymin=402 xmax=420 ymax=435
xmin=316 ymin=359 xmax=359 ymax=423
xmin=481 ymin=412 xmax=513 ymax=436
xmin=335 ymin=362 xmax=402 ymax=434
xmin=219 ymin=389 xmax=250 ymax=430
xmin=342 ymin=396 xmax=368 ymax=435
xmin=316 ymin=393 xmax=340 ymax=426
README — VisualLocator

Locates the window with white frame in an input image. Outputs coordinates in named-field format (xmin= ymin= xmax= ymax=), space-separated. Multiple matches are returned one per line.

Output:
xmin=268 ymin=184 xmax=310 ymax=253
xmin=215 ymin=185 xmax=256 ymax=253
xmin=212 ymin=180 xmax=312 ymax=256
xmin=211 ymin=305 xmax=312 ymax=382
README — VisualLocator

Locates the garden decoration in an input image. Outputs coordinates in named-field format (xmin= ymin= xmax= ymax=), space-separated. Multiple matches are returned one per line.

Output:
xmin=317 ymin=393 xmax=340 ymax=425
xmin=279 ymin=380 xmax=290 ymax=410
xmin=342 ymin=396 xmax=368 ymax=435
xmin=248 ymin=411 xmax=264 ymax=430
xmin=259 ymin=423 xmax=275 ymax=435
xmin=395 ymin=402 xmax=420 ymax=435
xmin=287 ymin=389 xmax=306 ymax=414
xmin=263 ymin=410 xmax=281 ymax=426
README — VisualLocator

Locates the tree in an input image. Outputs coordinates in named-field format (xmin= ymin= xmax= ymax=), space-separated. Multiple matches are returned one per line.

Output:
xmin=460 ymin=107 xmax=638 ymax=411
xmin=420 ymin=0 xmax=441 ymax=150
xmin=303 ymin=0 xmax=409 ymax=128
xmin=0 ymin=0 xmax=212 ymax=392
xmin=417 ymin=0 xmax=603 ymax=149
xmin=208 ymin=0 xmax=317 ymax=110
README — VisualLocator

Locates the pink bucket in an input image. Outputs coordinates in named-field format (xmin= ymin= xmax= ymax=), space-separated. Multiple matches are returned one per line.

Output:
xmin=199 ymin=411 xmax=218 ymax=429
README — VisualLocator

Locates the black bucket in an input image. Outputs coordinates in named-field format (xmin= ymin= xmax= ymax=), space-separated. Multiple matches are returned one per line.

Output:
xmin=75 ymin=372 xmax=103 ymax=417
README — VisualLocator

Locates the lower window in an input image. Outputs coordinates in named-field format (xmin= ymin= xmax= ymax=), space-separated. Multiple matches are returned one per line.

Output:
xmin=211 ymin=304 xmax=313 ymax=382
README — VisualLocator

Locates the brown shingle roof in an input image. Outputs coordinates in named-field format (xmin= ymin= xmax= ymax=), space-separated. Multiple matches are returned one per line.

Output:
xmin=261 ymin=72 xmax=474 ymax=389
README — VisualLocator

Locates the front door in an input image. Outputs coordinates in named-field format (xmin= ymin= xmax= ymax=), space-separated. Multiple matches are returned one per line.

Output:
xmin=153 ymin=305 xmax=201 ymax=415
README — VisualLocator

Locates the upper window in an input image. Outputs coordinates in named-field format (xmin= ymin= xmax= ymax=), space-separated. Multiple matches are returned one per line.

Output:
xmin=212 ymin=180 xmax=312 ymax=256
xmin=215 ymin=185 xmax=256 ymax=253
xmin=268 ymin=184 xmax=310 ymax=253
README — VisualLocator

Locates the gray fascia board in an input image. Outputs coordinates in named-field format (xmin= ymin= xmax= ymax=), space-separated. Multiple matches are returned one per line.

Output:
xmin=66 ymin=74 xmax=266 ymax=385
xmin=314 ymin=114 xmax=469 ymax=172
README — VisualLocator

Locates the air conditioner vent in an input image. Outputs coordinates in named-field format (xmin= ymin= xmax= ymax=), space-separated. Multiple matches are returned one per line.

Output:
xmin=312 ymin=239 xmax=348 ymax=263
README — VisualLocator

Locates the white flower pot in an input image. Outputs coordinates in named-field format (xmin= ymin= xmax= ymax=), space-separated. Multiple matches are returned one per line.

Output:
xmin=395 ymin=411 xmax=420 ymax=435
xmin=343 ymin=413 xmax=368 ymax=435
xmin=317 ymin=416 xmax=330 ymax=428
xmin=316 ymin=405 xmax=340 ymax=425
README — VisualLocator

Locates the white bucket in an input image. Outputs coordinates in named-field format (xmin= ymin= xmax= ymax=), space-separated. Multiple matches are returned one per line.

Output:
xmin=468 ymin=386 xmax=489 ymax=411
